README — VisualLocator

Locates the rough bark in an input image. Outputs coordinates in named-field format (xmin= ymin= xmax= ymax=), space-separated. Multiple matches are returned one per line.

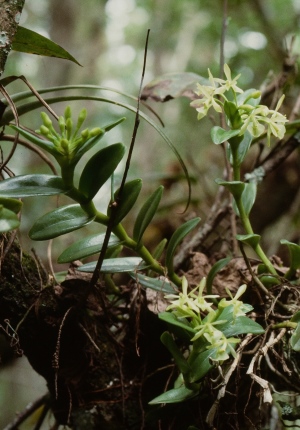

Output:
xmin=0 ymin=0 xmax=25 ymax=76
xmin=0 ymin=236 xmax=171 ymax=428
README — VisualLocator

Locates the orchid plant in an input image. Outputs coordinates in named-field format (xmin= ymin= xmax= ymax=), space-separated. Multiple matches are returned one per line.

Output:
xmin=150 ymin=277 xmax=264 ymax=404
xmin=149 ymin=65 xmax=300 ymax=407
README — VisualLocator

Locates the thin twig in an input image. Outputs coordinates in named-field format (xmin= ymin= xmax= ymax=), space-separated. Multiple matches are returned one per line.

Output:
xmin=0 ymin=84 xmax=19 ymax=173
xmin=89 ymin=29 xmax=150 ymax=289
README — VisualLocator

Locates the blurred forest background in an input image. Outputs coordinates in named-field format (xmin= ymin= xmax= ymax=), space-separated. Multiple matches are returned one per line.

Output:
xmin=2 ymin=0 xmax=300 ymax=427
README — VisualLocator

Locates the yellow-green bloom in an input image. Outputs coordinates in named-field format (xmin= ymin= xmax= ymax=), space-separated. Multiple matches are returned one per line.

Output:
xmin=212 ymin=63 xmax=243 ymax=95
xmin=165 ymin=277 xmax=200 ymax=319
xmin=218 ymin=284 xmax=251 ymax=317
xmin=239 ymin=95 xmax=288 ymax=144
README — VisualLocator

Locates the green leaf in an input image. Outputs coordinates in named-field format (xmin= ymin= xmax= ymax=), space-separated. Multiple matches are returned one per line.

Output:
xmin=236 ymin=233 xmax=261 ymax=250
xmin=240 ymin=182 xmax=257 ymax=216
xmin=291 ymin=311 xmax=300 ymax=323
xmin=133 ymin=185 xmax=164 ymax=243
xmin=224 ymin=101 xmax=243 ymax=129
xmin=152 ymin=238 xmax=168 ymax=260
xmin=232 ymin=182 xmax=257 ymax=217
xmin=79 ymin=143 xmax=125 ymax=201
xmin=12 ymin=26 xmax=81 ymax=65
xmin=237 ymin=89 xmax=261 ymax=106
xmin=10 ymin=125 xmax=59 ymax=156
xmin=218 ymin=316 xmax=264 ymax=337
xmin=0 ymin=206 xmax=20 ymax=232
xmin=78 ymin=257 xmax=147 ymax=273
xmin=0 ymin=197 xmax=22 ymax=213
xmin=189 ymin=348 xmax=217 ymax=382
xmin=108 ymin=179 xmax=142 ymax=226
xmin=165 ymin=218 xmax=201 ymax=274
xmin=280 ymin=240 xmax=300 ymax=279
xmin=142 ymin=72 xmax=208 ymax=102
xmin=211 ymin=126 xmax=241 ymax=145
xmin=234 ymin=131 xmax=252 ymax=165
xmin=158 ymin=312 xmax=196 ymax=334
xmin=206 ymin=257 xmax=231 ymax=296
xmin=29 ymin=204 xmax=95 ymax=240
xmin=129 ymin=273 xmax=177 ymax=294
xmin=0 ymin=174 xmax=67 ymax=197
xmin=57 ymin=233 xmax=121 ymax=263
xmin=215 ymin=179 xmax=245 ymax=201
xmin=149 ymin=385 xmax=198 ymax=404
xmin=161 ymin=332 xmax=191 ymax=375
xmin=290 ymin=322 xmax=300 ymax=351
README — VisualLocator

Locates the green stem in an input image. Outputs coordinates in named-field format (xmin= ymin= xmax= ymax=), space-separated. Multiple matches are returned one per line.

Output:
xmin=61 ymin=171 xmax=183 ymax=287
xmin=272 ymin=321 xmax=297 ymax=330
xmin=230 ymin=143 xmax=277 ymax=276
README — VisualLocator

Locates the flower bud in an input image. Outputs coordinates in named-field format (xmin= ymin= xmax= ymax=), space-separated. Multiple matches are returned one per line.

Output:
xmin=41 ymin=112 xmax=53 ymax=128
xmin=76 ymin=108 xmax=87 ymax=130
xmin=66 ymin=118 xmax=73 ymax=140
xmin=39 ymin=125 xmax=50 ymax=136
xmin=81 ymin=128 xmax=89 ymax=139
xmin=60 ymin=138 xmax=69 ymax=154
xmin=89 ymin=127 xmax=102 ymax=137
xmin=64 ymin=105 xmax=72 ymax=120
xmin=58 ymin=116 xmax=66 ymax=134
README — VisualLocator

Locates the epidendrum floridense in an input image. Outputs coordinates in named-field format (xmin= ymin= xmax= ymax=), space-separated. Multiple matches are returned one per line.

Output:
xmin=2 ymin=6 xmax=300 ymax=428
xmin=2 ymin=56 xmax=300 ymax=429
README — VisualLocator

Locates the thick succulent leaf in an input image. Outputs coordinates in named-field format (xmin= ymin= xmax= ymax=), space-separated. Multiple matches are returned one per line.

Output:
xmin=0 ymin=206 xmax=20 ymax=232
xmin=152 ymin=238 xmax=168 ymax=260
xmin=206 ymin=257 xmax=231 ymax=296
xmin=215 ymin=179 xmax=245 ymax=201
xmin=79 ymin=143 xmax=125 ymax=201
xmin=165 ymin=218 xmax=201 ymax=274
xmin=234 ymin=131 xmax=252 ymax=165
xmin=12 ymin=26 xmax=80 ymax=65
xmin=57 ymin=233 xmax=121 ymax=263
xmin=239 ymin=182 xmax=257 ymax=216
xmin=133 ymin=185 xmax=163 ymax=243
xmin=161 ymin=332 xmax=191 ymax=375
xmin=0 ymin=174 xmax=67 ymax=197
xmin=223 ymin=101 xmax=242 ymax=129
xmin=78 ymin=257 xmax=147 ymax=273
xmin=142 ymin=72 xmax=208 ymax=102
xmin=211 ymin=126 xmax=241 ymax=145
xmin=290 ymin=323 xmax=300 ymax=351
xmin=159 ymin=312 xmax=196 ymax=334
xmin=149 ymin=385 xmax=198 ymax=404
xmin=218 ymin=316 xmax=264 ymax=337
xmin=237 ymin=89 xmax=261 ymax=106
xmin=0 ymin=197 xmax=22 ymax=213
xmin=10 ymin=125 xmax=58 ymax=156
xmin=29 ymin=204 xmax=95 ymax=240
xmin=236 ymin=233 xmax=261 ymax=250
xmin=189 ymin=348 xmax=217 ymax=382
xmin=130 ymin=273 xmax=177 ymax=294
xmin=280 ymin=239 xmax=300 ymax=275
xmin=108 ymin=179 xmax=142 ymax=226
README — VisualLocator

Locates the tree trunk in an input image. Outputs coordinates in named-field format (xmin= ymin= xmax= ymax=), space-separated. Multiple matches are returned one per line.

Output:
xmin=0 ymin=0 xmax=25 ymax=76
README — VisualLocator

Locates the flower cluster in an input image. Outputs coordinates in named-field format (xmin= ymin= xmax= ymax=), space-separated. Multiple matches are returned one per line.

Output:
xmin=191 ymin=64 xmax=288 ymax=145
xmin=36 ymin=106 xmax=102 ymax=158
xmin=165 ymin=277 xmax=250 ymax=362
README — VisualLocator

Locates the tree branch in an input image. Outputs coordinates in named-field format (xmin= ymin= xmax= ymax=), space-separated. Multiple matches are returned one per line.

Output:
xmin=0 ymin=0 xmax=25 ymax=76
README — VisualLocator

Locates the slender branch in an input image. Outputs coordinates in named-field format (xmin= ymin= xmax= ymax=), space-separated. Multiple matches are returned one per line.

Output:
xmin=89 ymin=30 xmax=151 ymax=289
